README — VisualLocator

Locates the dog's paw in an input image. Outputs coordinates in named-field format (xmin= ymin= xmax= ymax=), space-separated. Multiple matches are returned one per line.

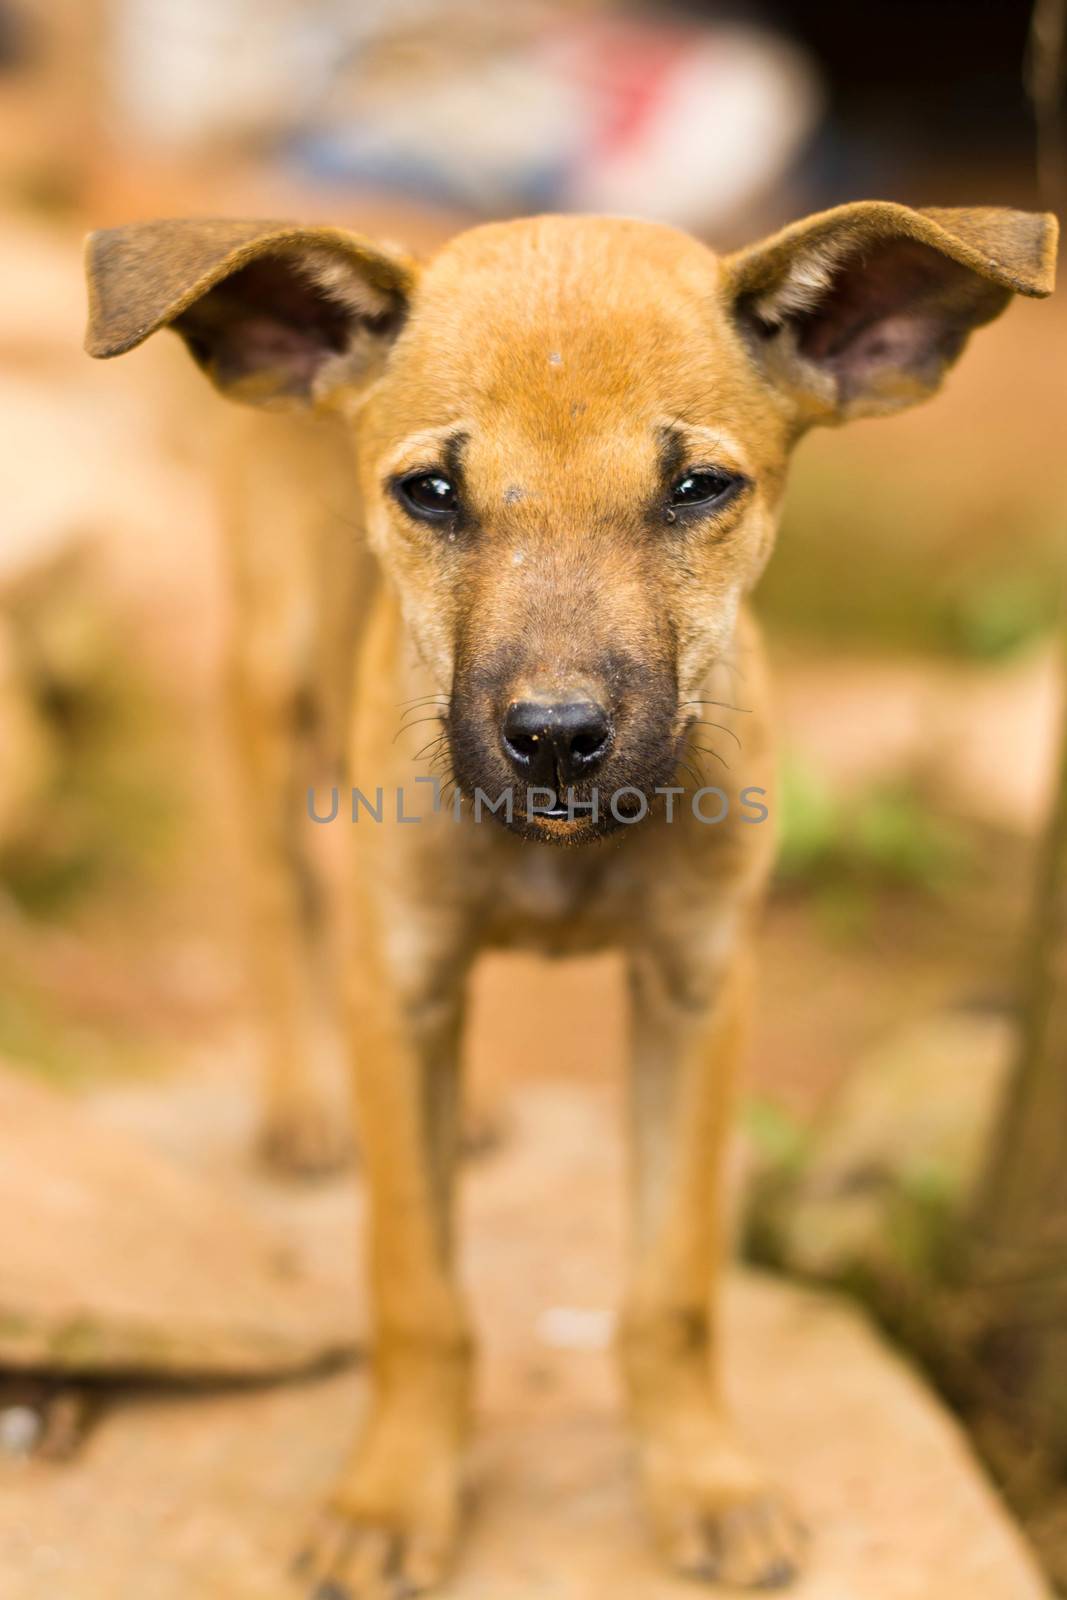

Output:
xmin=657 ymin=1484 xmax=804 ymax=1589
xmin=638 ymin=1421 xmax=805 ymax=1589
xmin=293 ymin=1394 xmax=466 ymax=1600
xmin=293 ymin=1497 xmax=457 ymax=1599
xmin=256 ymin=1101 xmax=353 ymax=1180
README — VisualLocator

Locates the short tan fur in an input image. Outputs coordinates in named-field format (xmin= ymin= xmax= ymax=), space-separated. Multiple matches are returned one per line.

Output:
xmin=86 ymin=200 xmax=1056 ymax=1595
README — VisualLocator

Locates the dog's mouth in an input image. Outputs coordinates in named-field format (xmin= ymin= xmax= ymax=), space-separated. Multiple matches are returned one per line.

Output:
xmin=445 ymin=764 xmax=679 ymax=844
xmin=531 ymin=800 xmax=571 ymax=822
xmin=519 ymin=786 xmax=608 ymax=839
xmin=449 ymin=780 xmax=610 ymax=840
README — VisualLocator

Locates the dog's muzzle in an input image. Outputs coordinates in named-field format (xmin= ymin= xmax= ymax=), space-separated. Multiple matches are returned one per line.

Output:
xmin=499 ymin=698 xmax=613 ymax=815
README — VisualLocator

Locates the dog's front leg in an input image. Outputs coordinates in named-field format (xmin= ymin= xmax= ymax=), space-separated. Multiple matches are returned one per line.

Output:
xmin=621 ymin=942 xmax=804 ymax=1590
xmin=298 ymin=911 xmax=473 ymax=1599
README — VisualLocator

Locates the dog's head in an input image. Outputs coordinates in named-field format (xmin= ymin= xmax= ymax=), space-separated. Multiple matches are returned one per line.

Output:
xmin=86 ymin=205 xmax=1055 ymax=840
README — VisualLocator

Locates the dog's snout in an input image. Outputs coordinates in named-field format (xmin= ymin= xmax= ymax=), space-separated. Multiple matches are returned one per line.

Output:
xmin=501 ymin=699 xmax=613 ymax=787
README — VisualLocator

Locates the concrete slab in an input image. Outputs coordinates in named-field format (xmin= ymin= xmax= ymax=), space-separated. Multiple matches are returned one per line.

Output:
xmin=0 ymin=1078 xmax=1049 ymax=1599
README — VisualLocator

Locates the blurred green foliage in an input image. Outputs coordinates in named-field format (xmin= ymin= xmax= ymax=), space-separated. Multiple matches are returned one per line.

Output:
xmin=776 ymin=754 xmax=968 ymax=891
xmin=0 ymin=976 xmax=153 ymax=1087
xmin=742 ymin=1097 xmax=811 ymax=1175
xmin=758 ymin=456 xmax=1063 ymax=660
xmin=1 ymin=665 xmax=177 ymax=915
xmin=0 ymin=560 xmax=180 ymax=916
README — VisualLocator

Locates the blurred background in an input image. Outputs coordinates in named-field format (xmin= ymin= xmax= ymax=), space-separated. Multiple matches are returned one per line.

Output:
xmin=1 ymin=0 xmax=1066 ymax=1591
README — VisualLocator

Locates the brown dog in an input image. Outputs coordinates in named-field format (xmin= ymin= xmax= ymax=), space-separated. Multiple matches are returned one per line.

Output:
xmin=86 ymin=202 xmax=1056 ymax=1594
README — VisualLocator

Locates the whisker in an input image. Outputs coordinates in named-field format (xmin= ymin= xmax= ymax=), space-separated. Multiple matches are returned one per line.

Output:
xmin=678 ymin=748 xmax=709 ymax=787
xmin=399 ymin=707 xmax=451 ymax=726
xmin=414 ymin=734 xmax=450 ymax=763
xmin=689 ymin=742 xmax=729 ymax=770
xmin=396 ymin=713 xmax=447 ymax=736
xmin=678 ymin=698 xmax=752 ymax=715
xmin=689 ymin=719 xmax=742 ymax=751
xmin=397 ymin=709 xmax=447 ymax=733
xmin=393 ymin=712 xmax=447 ymax=744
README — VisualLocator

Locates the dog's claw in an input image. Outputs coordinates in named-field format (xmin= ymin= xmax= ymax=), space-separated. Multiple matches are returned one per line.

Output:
xmin=295 ymin=1503 xmax=454 ymax=1600
xmin=667 ymin=1491 xmax=805 ymax=1590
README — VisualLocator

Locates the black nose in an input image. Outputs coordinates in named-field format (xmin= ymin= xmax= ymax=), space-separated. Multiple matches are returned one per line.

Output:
xmin=501 ymin=699 xmax=613 ymax=787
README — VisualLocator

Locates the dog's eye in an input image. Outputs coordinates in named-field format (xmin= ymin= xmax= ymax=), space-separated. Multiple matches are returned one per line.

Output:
xmin=395 ymin=472 xmax=459 ymax=520
xmin=669 ymin=469 xmax=744 ymax=512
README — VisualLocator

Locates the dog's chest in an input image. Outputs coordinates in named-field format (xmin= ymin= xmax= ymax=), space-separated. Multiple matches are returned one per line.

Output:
xmin=484 ymin=843 xmax=632 ymax=954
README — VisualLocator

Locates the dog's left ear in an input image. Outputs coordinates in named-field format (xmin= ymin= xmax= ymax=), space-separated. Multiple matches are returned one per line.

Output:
xmin=85 ymin=218 xmax=417 ymax=407
xmin=723 ymin=201 xmax=1057 ymax=424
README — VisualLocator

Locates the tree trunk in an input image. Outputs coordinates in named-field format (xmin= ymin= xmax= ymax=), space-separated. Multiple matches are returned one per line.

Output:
xmin=969 ymin=674 xmax=1067 ymax=1461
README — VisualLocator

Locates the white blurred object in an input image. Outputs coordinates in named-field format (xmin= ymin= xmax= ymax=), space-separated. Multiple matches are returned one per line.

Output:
xmin=0 ymin=1404 xmax=42 ymax=1457
xmin=556 ymin=23 xmax=820 ymax=228
xmin=536 ymin=1305 xmax=615 ymax=1350
xmin=110 ymin=0 xmax=333 ymax=145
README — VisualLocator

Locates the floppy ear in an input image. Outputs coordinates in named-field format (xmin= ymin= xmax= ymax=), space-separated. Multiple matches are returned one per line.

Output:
xmin=723 ymin=202 xmax=1057 ymax=424
xmin=84 ymin=218 xmax=417 ymax=407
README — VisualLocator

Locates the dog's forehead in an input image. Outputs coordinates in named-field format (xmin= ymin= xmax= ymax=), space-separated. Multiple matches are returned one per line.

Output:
xmin=424 ymin=213 xmax=720 ymax=289
xmin=384 ymin=215 xmax=761 ymax=444
xmin=414 ymin=216 xmax=721 ymax=353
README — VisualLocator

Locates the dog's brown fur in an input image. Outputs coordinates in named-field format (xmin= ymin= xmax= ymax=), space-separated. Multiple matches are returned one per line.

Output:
xmin=86 ymin=202 xmax=1056 ymax=1595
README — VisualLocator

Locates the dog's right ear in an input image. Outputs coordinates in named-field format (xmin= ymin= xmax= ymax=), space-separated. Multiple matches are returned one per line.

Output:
xmin=84 ymin=218 xmax=417 ymax=408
